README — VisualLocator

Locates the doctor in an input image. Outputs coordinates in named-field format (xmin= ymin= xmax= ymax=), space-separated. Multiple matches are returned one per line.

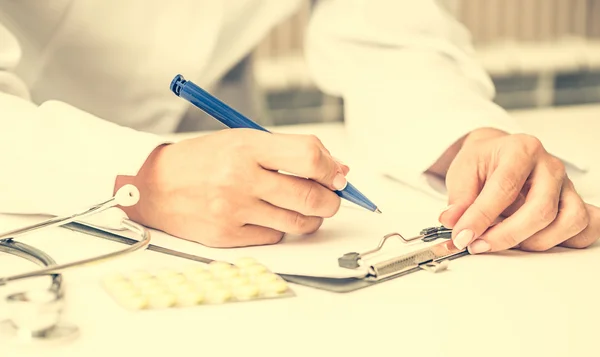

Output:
xmin=0 ymin=0 xmax=597 ymax=253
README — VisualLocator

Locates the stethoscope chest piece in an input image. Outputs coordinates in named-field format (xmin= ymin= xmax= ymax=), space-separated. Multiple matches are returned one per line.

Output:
xmin=0 ymin=289 xmax=79 ymax=345
xmin=0 ymin=185 xmax=150 ymax=345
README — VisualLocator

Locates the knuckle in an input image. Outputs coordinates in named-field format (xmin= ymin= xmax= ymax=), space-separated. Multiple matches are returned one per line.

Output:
xmin=215 ymin=164 xmax=242 ymax=187
xmin=304 ymin=140 xmax=324 ymax=172
xmin=305 ymin=134 xmax=324 ymax=148
xmin=223 ymin=130 xmax=250 ymax=150
xmin=514 ymin=134 xmax=544 ymax=155
xmin=524 ymin=135 xmax=544 ymax=152
xmin=294 ymin=181 xmax=340 ymax=217
xmin=208 ymin=196 xmax=233 ymax=218
xmin=546 ymin=156 xmax=566 ymax=177
xmin=471 ymin=203 xmax=496 ymax=227
xmin=496 ymin=173 xmax=522 ymax=203
xmin=564 ymin=205 xmax=590 ymax=236
xmin=520 ymin=240 xmax=551 ymax=252
xmin=564 ymin=206 xmax=600 ymax=248
xmin=310 ymin=217 xmax=325 ymax=233
xmin=536 ymin=242 xmax=557 ymax=251
xmin=302 ymin=184 xmax=322 ymax=211
xmin=288 ymin=216 xmax=323 ymax=234
xmin=289 ymin=212 xmax=310 ymax=232
xmin=326 ymin=196 xmax=342 ymax=218
xmin=498 ymin=231 xmax=520 ymax=249
xmin=265 ymin=231 xmax=285 ymax=245
xmin=504 ymin=135 xmax=527 ymax=154
xmin=537 ymin=198 xmax=559 ymax=226
xmin=564 ymin=234 xmax=598 ymax=249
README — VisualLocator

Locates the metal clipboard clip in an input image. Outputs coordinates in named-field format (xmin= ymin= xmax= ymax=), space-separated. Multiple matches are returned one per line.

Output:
xmin=337 ymin=226 xmax=467 ymax=281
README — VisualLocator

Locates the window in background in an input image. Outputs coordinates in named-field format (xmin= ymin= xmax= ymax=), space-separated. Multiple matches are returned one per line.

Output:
xmin=241 ymin=0 xmax=600 ymax=127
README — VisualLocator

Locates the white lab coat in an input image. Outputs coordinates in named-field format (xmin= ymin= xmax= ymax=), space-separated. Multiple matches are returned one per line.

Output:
xmin=0 ymin=0 xmax=522 ymax=226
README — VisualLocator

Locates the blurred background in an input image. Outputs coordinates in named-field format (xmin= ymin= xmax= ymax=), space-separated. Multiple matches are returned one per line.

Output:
xmin=179 ymin=0 xmax=600 ymax=130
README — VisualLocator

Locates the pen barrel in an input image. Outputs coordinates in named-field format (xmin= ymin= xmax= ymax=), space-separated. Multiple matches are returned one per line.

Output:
xmin=170 ymin=74 xmax=269 ymax=132
xmin=169 ymin=74 xmax=379 ymax=213
xmin=335 ymin=182 xmax=378 ymax=212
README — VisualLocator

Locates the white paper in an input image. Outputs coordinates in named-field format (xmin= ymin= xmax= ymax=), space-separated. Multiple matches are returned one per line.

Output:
xmin=87 ymin=200 xmax=443 ymax=279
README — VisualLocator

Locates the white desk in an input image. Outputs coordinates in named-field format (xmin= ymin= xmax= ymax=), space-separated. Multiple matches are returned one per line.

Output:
xmin=1 ymin=105 xmax=600 ymax=357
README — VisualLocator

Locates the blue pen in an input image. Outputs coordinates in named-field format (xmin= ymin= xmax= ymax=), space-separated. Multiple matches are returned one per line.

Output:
xmin=170 ymin=74 xmax=381 ymax=214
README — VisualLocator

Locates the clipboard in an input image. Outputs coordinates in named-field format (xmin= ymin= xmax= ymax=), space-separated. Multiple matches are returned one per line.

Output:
xmin=62 ymin=221 xmax=469 ymax=293
xmin=278 ymin=225 xmax=468 ymax=292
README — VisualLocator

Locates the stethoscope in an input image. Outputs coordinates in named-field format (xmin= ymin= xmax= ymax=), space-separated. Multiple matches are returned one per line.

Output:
xmin=0 ymin=184 xmax=151 ymax=345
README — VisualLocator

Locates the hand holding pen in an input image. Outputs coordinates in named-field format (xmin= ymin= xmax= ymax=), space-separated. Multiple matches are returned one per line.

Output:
xmin=112 ymin=75 xmax=380 ymax=248
xmin=170 ymin=74 xmax=380 ymax=214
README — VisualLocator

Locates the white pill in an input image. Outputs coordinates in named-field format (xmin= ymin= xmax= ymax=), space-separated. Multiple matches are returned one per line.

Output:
xmin=111 ymin=285 xmax=140 ymax=300
xmin=140 ymin=285 xmax=168 ymax=296
xmin=204 ymin=288 xmax=232 ymax=304
xmin=227 ymin=276 xmax=250 ymax=287
xmin=130 ymin=277 xmax=159 ymax=289
xmin=148 ymin=293 xmax=176 ymax=309
xmin=254 ymin=273 xmax=279 ymax=285
xmin=262 ymin=280 xmax=288 ymax=296
xmin=156 ymin=269 xmax=179 ymax=280
xmin=208 ymin=261 xmax=233 ymax=272
xmin=159 ymin=274 xmax=187 ymax=285
xmin=118 ymin=294 xmax=148 ymax=310
xmin=241 ymin=264 xmax=268 ymax=276
xmin=194 ymin=280 xmax=223 ymax=291
xmin=129 ymin=270 xmax=152 ymax=280
xmin=183 ymin=266 xmax=208 ymax=276
xmin=234 ymin=257 xmax=258 ymax=268
xmin=213 ymin=267 xmax=239 ymax=280
xmin=102 ymin=273 xmax=126 ymax=285
xmin=169 ymin=282 xmax=196 ymax=295
xmin=187 ymin=270 xmax=213 ymax=281
xmin=232 ymin=284 xmax=259 ymax=300
xmin=176 ymin=291 xmax=204 ymax=307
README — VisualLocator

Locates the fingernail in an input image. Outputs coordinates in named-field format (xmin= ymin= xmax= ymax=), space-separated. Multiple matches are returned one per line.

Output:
xmin=333 ymin=173 xmax=347 ymax=191
xmin=438 ymin=205 xmax=453 ymax=222
xmin=453 ymin=229 xmax=474 ymax=250
xmin=468 ymin=240 xmax=491 ymax=254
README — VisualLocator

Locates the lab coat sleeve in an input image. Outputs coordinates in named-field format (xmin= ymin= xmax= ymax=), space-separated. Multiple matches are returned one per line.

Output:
xmin=0 ymin=23 xmax=170 ymax=228
xmin=304 ymin=0 xmax=523 ymax=198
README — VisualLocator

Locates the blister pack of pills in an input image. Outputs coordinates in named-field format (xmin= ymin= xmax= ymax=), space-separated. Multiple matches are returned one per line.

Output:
xmin=101 ymin=258 xmax=294 ymax=310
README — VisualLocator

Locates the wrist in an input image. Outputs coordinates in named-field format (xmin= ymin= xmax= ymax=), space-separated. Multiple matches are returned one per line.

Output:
xmin=113 ymin=144 xmax=171 ymax=226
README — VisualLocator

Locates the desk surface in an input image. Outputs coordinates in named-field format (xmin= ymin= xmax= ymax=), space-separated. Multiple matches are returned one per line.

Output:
xmin=1 ymin=105 xmax=600 ymax=357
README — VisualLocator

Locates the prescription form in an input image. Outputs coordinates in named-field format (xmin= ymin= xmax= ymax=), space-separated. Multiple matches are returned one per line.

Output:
xmin=1 ymin=105 xmax=600 ymax=357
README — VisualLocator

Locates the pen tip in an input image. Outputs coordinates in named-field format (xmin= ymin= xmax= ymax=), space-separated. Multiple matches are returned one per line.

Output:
xmin=375 ymin=208 xmax=382 ymax=214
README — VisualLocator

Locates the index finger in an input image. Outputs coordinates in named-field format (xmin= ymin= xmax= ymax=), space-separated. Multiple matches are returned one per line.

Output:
xmin=451 ymin=154 xmax=535 ymax=248
xmin=469 ymin=160 xmax=564 ymax=253
xmin=253 ymin=133 xmax=347 ymax=191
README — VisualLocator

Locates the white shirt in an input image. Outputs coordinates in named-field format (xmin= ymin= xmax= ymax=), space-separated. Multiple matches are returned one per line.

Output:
xmin=0 ymin=0 xmax=521 ymax=226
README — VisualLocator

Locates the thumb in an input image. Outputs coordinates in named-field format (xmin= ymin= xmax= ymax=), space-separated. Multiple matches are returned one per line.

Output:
xmin=439 ymin=157 xmax=483 ymax=229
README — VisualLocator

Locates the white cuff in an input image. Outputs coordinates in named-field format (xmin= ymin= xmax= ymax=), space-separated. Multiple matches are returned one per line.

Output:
xmin=21 ymin=101 xmax=172 ymax=225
